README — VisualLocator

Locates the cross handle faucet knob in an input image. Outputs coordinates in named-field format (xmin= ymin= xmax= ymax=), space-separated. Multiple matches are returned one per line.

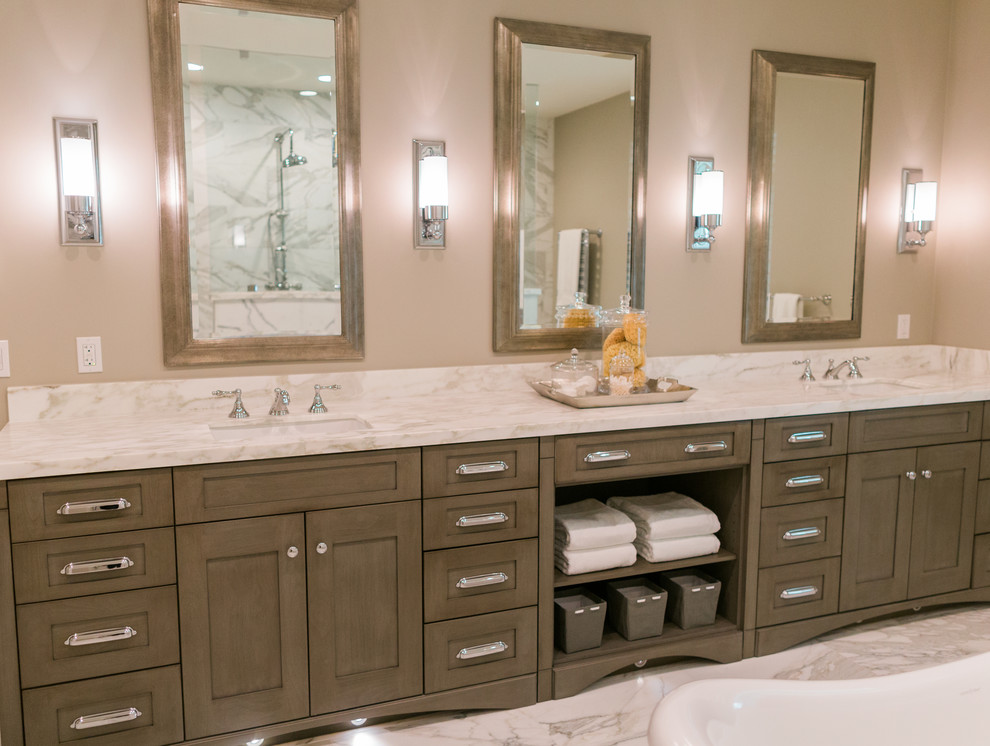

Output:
xmin=310 ymin=384 xmax=341 ymax=414
xmin=793 ymin=359 xmax=815 ymax=382
xmin=212 ymin=389 xmax=249 ymax=418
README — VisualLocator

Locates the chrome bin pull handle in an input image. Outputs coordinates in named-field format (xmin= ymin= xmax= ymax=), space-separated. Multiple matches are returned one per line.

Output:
xmin=788 ymin=430 xmax=827 ymax=444
xmin=456 ymin=641 xmax=508 ymax=660
xmin=584 ymin=450 xmax=631 ymax=463
xmin=64 ymin=626 xmax=138 ymax=647
xmin=785 ymin=475 xmax=825 ymax=488
xmin=456 ymin=461 xmax=509 ymax=475
xmin=57 ymin=498 xmax=132 ymax=516
xmin=782 ymin=527 xmax=822 ymax=541
xmin=780 ymin=585 xmax=819 ymax=599
xmin=456 ymin=572 xmax=508 ymax=589
xmin=60 ymin=557 xmax=135 ymax=576
xmin=70 ymin=707 xmax=142 ymax=730
xmin=684 ymin=441 xmax=728 ymax=454
xmin=455 ymin=512 xmax=509 ymax=528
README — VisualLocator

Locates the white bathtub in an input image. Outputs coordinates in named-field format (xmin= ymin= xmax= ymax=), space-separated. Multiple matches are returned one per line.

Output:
xmin=648 ymin=651 xmax=990 ymax=746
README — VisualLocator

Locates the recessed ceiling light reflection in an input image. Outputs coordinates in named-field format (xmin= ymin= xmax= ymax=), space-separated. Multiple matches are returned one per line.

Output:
xmin=318 ymin=74 xmax=333 ymax=83
xmin=187 ymin=62 xmax=204 ymax=71
xmin=299 ymin=90 xmax=318 ymax=97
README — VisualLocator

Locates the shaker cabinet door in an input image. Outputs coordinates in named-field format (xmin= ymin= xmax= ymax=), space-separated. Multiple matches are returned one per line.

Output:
xmin=177 ymin=514 xmax=309 ymax=739
xmin=907 ymin=443 xmax=979 ymax=599
xmin=307 ymin=501 xmax=423 ymax=715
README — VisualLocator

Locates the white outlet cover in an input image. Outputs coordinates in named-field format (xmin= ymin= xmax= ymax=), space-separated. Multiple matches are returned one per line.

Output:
xmin=897 ymin=314 xmax=911 ymax=340
xmin=76 ymin=336 xmax=103 ymax=373
xmin=0 ymin=340 xmax=9 ymax=377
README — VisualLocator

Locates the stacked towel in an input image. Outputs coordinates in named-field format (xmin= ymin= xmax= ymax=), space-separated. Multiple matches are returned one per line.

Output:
xmin=554 ymin=499 xmax=638 ymax=575
xmin=607 ymin=492 xmax=721 ymax=563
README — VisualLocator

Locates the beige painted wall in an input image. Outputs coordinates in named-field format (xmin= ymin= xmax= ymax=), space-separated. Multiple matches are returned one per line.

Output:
xmin=0 ymin=0 xmax=955 ymax=427
xmin=933 ymin=0 xmax=990 ymax=346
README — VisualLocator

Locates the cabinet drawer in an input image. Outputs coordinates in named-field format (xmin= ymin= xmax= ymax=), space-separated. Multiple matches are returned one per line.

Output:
xmin=973 ymin=534 xmax=990 ymax=589
xmin=977 ymin=481 xmax=990 ymax=534
xmin=8 ymin=469 xmax=173 ymax=543
xmin=21 ymin=665 xmax=183 ymax=746
xmin=759 ymin=499 xmax=843 ymax=568
xmin=849 ymin=402 xmax=983 ymax=453
xmin=424 ymin=539 xmax=537 ymax=622
xmin=16 ymin=587 xmax=179 ymax=688
xmin=764 ymin=414 xmax=848 ymax=462
xmin=555 ymin=422 xmax=751 ymax=485
xmin=422 ymin=439 xmax=539 ymax=498
xmin=762 ymin=456 xmax=846 ymax=507
xmin=173 ymin=448 xmax=421 ymax=523
xmin=12 ymin=528 xmax=176 ymax=604
xmin=423 ymin=489 xmax=538 ymax=549
xmin=424 ymin=606 xmax=537 ymax=693
xmin=756 ymin=557 xmax=840 ymax=627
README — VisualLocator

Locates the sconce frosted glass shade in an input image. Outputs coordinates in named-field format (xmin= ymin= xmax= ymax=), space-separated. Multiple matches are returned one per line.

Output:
xmin=418 ymin=155 xmax=448 ymax=211
xmin=906 ymin=180 xmax=937 ymax=222
xmin=692 ymin=169 xmax=724 ymax=217
xmin=54 ymin=117 xmax=102 ymax=245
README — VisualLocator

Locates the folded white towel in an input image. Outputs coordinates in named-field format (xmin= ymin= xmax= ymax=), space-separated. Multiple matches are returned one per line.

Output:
xmin=554 ymin=543 xmax=637 ymax=575
xmin=554 ymin=498 xmax=638 ymax=551
xmin=769 ymin=292 xmax=804 ymax=323
xmin=607 ymin=492 xmax=720 ymax=541
xmin=634 ymin=534 xmax=721 ymax=563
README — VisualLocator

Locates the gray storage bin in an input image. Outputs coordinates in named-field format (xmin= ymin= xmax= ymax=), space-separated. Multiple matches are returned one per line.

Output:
xmin=554 ymin=588 xmax=606 ymax=653
xmin=605 ymin=578 xmax=667 ymax=640
xmin=657 ymin=569 xmax=721 ymax=629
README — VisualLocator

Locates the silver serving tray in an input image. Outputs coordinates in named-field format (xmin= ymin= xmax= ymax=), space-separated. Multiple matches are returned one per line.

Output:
xmin=528 ymin=380 xmax=697 ymax=408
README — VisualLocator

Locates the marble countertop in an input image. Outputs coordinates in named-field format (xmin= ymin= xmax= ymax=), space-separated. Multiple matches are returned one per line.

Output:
xmin=3 ymin=345 xmax=990 ymax=481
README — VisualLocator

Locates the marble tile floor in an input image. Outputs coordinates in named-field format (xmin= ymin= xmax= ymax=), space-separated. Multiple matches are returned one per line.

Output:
xmin=289 ymin=603 xmax=990 ymax=746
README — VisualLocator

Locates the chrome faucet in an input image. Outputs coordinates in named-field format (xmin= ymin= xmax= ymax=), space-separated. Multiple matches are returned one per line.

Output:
xmin=213 ymin=389 xmax=249 ymax=418
xmin=793 ymin=359 xmax=815 ymax=381
xmin=269 ymin=388 xmax=291 ymax=416
xmin=309 ymin=384 xmax=341 ymax=414
xmin=824 ymin=355 xmax=870 ymax=379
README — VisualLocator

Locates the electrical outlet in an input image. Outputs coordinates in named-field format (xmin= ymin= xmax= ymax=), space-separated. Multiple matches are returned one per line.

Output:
xmin=0 ymin=340 xmax=10 ymax=377
xmin=76 ymin=336 xmax=103 ymax=373
xmin=897 ymin=314 xmax=911 ymax=340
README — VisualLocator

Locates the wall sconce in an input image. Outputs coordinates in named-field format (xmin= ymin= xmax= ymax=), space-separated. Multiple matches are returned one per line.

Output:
xmin=687 ymin=156 xmax=723 ymax=251
xmin=54 ymin=117 xmax=103 ymax=245
xmin=898 ymin=168 xmax=937 ymax=253
xmin=413 ymin=139 xmax=447 ymax=249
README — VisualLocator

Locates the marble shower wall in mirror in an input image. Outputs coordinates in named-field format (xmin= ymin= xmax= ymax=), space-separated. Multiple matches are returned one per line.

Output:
xmin=181 ymin=4 xmax=340 ymax=339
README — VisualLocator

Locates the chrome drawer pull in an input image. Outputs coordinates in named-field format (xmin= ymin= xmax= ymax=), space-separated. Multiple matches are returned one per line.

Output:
xmin=455 ymin=461 xmax=509 ymax=475
xmin=456 ymin=641 xmax=508 ymax=660
xmin=64 ymin=626 xmax=137 ymax=647
xmin=787 ymin=430 xmax=827 ymax=443
xmin=57 ymin=498 xmax=132 ymax=516
xmin=70 ymin=707 xmax=142 ymax=730
xmin=584 ymin=450 xmax=632 ymax=463
xmin=456 ymin=572 xmax=508 ymax=589
xmin=60 ymin=556 xmax=134 ymax=576
xmin=780 ymin=585 xmax=818 ymax=599
xmin=785 ymin=475 xmax=825 ymax=488
xmin=456 ymin=512 xmax=509 ymax=528
xmin=782 ymin=527 xmax=822 ymax=541
xmin=684 ymin=441 xmax=727 ymax=454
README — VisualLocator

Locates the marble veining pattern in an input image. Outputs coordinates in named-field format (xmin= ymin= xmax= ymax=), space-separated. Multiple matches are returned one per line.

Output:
xmin=4 ymin=345 xmax=990 ymax=480
xmin=281 ymin=604 xmax=990 ymax=746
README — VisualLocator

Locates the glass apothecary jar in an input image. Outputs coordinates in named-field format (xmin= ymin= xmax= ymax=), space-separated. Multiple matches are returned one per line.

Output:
xmin=555 ymin=292 xmax=602 ymax=329
xmin=548 ymin=348 xmax=599 ymax=397
xmin=601 ymin=294 xmax=648 ymax=394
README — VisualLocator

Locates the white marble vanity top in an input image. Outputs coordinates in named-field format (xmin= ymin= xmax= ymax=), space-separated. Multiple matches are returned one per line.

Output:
xmin=3 ymin=344 xmax=990 ymax=481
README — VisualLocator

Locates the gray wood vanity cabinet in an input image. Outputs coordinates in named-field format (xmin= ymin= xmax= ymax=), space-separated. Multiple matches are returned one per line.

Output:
xmin=6 ymin=403 xmax=990 ymax=744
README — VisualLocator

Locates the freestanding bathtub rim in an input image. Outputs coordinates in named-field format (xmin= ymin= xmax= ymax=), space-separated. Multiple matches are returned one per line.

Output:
xmin=648 ymin=650 xmax=990 ymax=746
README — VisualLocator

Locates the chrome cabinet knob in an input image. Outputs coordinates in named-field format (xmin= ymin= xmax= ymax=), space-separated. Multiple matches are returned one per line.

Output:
xmin=287 ymin=546 xmax=299 ymax=558
xmin=922 ymin=469 xmax=933 ymax=479
xmin=906 ymin=471 xmax=917 ymax=480
xmin=316 ymin=542 xmax=328 ymax=555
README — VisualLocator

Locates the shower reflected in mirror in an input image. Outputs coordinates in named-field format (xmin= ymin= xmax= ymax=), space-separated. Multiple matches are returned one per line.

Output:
xmin=269 ymin=128 xmax=308 ymax=291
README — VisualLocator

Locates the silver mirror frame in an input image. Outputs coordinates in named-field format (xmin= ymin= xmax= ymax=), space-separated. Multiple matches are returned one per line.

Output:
xmin=742 ymin=50 xmax=875 ymax=343
xmin=149 ymin=0 xmax=364 ymax=366
xmin=492 ymin=18 xmax=650 ymax=352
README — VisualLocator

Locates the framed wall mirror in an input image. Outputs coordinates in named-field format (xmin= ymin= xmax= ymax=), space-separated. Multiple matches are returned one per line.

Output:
xmin=148 ymin=0 xmax=363 ymax=366
xmin=493 ymin=18 xmax=650 ymax=352
xmin=742 ymin=50 xmax=875 ymax=343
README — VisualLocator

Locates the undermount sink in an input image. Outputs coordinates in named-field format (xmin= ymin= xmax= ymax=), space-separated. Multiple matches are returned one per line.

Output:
xmin=810 ymin=377 xmax=931 ymax=394
xmin=209 ymin=416 xmax=370 ymax=442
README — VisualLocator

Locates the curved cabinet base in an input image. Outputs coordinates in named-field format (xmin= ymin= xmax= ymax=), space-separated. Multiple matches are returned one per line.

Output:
xmin=754 ymin=589 xmax=990 ymax=657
